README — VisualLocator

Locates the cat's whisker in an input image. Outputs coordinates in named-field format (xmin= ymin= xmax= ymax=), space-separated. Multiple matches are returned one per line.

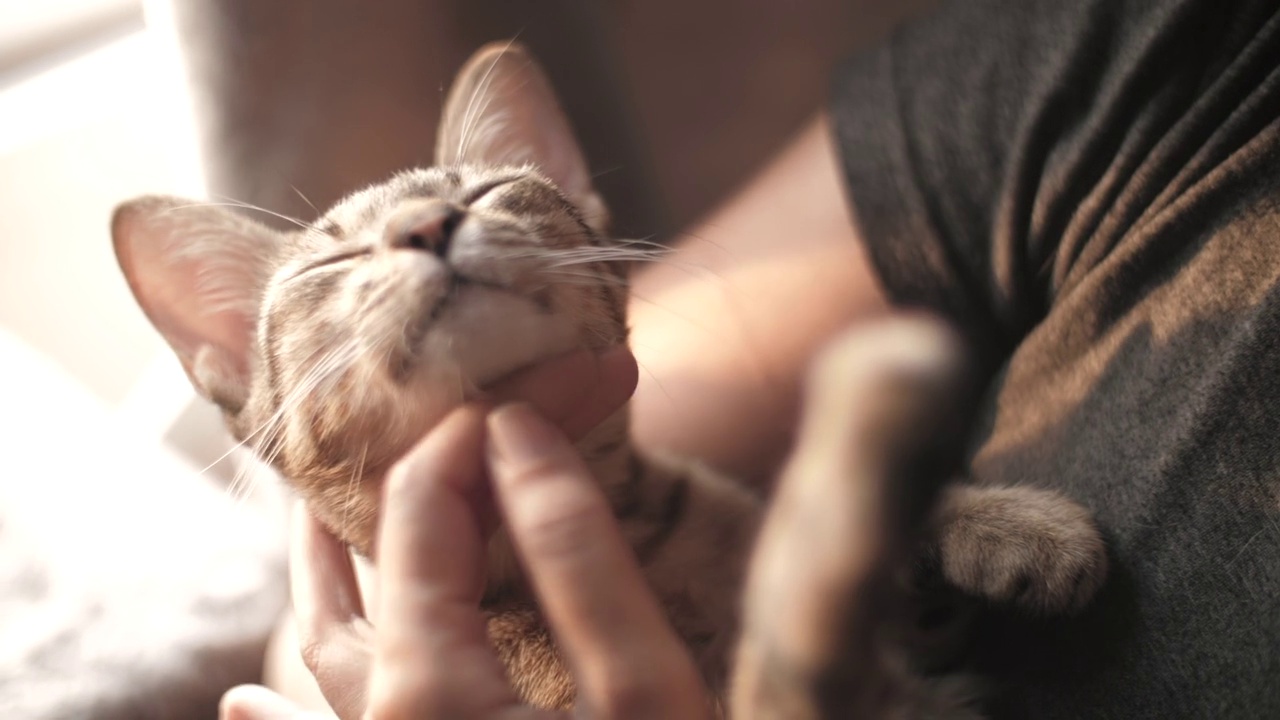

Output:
xmin=251 ymin=341 xmax=365 ymax=481
xmin=543 ymin=253 xmax=715 ymax=281
xmin=290 ymin=185 xmax=319 ymax=217
xmin=590 ymin=165 xmax=625 ymax=180
xmin=456 ymin=36 xmax=521 ymax=164
xmin=526 ymin=240 xmax=673 ymax=261
xmin=223 ymin=455 xmax=279 ymax=517
xmin=627 ymin=346 xmax=675 ymax=404
xmin=645 ymin=227 xmax=733 ymax=255
xmin=534 ymin=265 xmax=730 ymax=342
xmin=629 ymin=288 xmax=729 ymax=341
xmin=499 ymin=245 xmax=665 ymax=268
xmin=454 ymin=61 xmax=491 ymax=163
xmin=613 ymin=236 xmax=668 ymax=249
xmin=539 ymin=268 xmax=629 ymax=287
xmin=222 ymin=461 xmax=252 ymax=508
xmin=545 ymin=244 xmax=668 ymax=258
xmin=340 ymin=443 xmax=369 ymax=535
xmin=224 ymin=339 xmax=364 ymax=474
xmin=224 ymin=439 xmax=276 ymax=501
xmin=200 ymin=434 xmax=262 ymax=478
xmin=554 ymin=246 xmax=725 ymax=284
xmin=536 ymin=230 xmax=733 ymax=277
xmin=464 ymin=74 xmax=536 ymax=165
xmin=172 ymin=197 xmax=310 ymax=230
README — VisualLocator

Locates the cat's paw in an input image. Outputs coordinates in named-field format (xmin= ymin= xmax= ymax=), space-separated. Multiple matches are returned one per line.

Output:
xmin=730 ymin=316 xmax=980 ymax=720
xmin=930 ymin=485 xmax=1107 ymax=615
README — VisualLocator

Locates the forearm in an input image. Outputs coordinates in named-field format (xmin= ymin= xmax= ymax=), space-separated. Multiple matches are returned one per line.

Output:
xmin=629 ymin=113 xmax=890 ymax=489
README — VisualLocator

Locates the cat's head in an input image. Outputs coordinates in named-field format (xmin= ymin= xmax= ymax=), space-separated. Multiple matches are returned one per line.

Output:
xmin=112 ymin=43 xmax=629 ymax=554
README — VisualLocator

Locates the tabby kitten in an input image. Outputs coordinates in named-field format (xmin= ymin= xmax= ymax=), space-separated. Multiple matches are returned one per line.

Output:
xmin=112 ymin=43 xmax=1106 ymax=714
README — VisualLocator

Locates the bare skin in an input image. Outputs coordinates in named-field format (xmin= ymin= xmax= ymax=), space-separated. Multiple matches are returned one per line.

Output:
xmin=628 ymin=113 xmax=889 ymax=485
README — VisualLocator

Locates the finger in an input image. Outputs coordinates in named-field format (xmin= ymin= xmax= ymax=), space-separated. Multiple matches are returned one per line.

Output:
xmin=219 ymin=685 xmax=330 ymax=720
xmin=486 ymin=346 xmax=638 ymax=440
xmin=556 ymin=346 xmax=638 ymax=440
xmin=367 ymin=405 xmax=521 ymax=717
xmin=291 ymin=502 xmax=365 ymax=638
xmin=378 ymin=406 xmax=492 ymax=606
xmin=289 ymin=504 xmax=373 ymax=720
xmin=486 ymin=403 xmax=708 ymax=717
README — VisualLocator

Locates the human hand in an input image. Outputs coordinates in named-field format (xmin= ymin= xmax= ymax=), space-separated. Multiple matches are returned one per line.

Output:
xmin=221 ymin=347 xmax=712 ymax=719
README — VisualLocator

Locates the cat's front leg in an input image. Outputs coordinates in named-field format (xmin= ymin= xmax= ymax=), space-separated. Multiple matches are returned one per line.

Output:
xmin=486 ymin=608 xmax=575 ymax=709
xmin=729 ymin=317 xmax=984 ymax=720
xmin=617 ymin=453 xmax=764 ymax=703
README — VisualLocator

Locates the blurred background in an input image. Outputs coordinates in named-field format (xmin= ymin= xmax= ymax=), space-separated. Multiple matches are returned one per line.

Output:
xmin=0 ymin=1 xmax=925 ymax=717
xmin=0 ymin=0 xmax=214 ymax=468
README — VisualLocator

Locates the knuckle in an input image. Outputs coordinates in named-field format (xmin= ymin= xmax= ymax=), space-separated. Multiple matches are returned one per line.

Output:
xmin=298 ymin=625 xmax=365 ymax=683
xmin=515 ymin=491 xmax=604 ymax=559
xmin=383 ymin=458 xmax=418 ymax=498
xmin=298 ymin=635 xmax=327 ymax=676
xmin=502 ymin=450 xmax=569 ymax=487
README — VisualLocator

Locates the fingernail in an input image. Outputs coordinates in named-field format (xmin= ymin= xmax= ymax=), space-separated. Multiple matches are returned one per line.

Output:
xmin=488 ymin=403 xmax=562 ymax=467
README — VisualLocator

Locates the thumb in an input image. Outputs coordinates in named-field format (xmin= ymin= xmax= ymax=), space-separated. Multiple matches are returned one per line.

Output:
xmin=220 ymin=685 xmax=333 ymax=720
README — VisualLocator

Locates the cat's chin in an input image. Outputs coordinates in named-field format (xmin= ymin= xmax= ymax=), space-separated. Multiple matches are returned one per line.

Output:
xmin=411 ymin=285 xmax=582 ymax=390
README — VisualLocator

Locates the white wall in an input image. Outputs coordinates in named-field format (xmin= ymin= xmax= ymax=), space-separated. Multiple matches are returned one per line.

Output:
xmin=0 ymin=21 xmax=242 ymax=482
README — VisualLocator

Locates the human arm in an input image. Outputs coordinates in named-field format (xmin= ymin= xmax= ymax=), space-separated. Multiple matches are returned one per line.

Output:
xmin=628 ymin=112 xmax=890 ymax=486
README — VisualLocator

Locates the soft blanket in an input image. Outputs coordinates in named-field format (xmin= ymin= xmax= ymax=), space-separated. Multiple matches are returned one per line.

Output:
xmin=0 ymin=328 xmax=288 ymax=719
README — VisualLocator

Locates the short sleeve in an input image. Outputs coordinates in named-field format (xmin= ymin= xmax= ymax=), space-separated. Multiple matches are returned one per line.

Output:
xmin=831 ymin=3 xmax=1280 ymax=716
xmin=831 ymin=0 xmax=1280 ymax=368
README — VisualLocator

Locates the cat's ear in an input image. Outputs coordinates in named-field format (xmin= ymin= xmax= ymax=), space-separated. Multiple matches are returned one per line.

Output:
xmin=437 ymin=41 xmax=608 ymax=232
xmin=112 ymin=196 xmax=281 ymax=413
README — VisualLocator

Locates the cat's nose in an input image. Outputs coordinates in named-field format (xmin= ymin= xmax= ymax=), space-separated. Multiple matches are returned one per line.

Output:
xmin=384 ymin=200 xmax=465 ymax=257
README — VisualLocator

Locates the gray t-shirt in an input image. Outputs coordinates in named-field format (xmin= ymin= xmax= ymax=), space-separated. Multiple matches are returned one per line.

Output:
xmin=833 ymin=0 xmax=1280 ymax=716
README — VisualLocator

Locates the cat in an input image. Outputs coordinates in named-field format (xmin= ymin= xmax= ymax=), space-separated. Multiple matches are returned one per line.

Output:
xmin=112 ymin=42 xmax=1107 ymax=715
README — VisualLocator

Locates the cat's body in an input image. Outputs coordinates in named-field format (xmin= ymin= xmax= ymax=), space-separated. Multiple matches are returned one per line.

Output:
xmin=113 ymin=43 xmax=1107 ymax=717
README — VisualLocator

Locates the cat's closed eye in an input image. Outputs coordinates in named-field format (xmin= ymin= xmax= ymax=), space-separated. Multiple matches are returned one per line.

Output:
xmin=286 ymin=248 xmax=370 ymax=282
xmin=463 ymin=178 xmax=519 ymax=205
